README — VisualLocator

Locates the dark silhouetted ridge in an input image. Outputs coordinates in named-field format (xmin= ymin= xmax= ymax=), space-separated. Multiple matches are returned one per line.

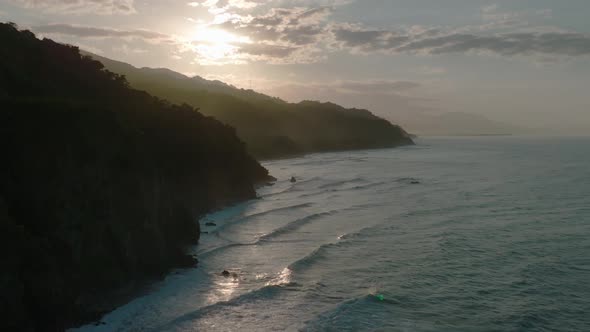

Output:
xmin=0 ymin=22 xmax=271 ymax=331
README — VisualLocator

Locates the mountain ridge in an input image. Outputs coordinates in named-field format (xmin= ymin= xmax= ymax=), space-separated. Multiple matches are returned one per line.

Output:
xmin=84 ymin=52 xmax=414 ymax=159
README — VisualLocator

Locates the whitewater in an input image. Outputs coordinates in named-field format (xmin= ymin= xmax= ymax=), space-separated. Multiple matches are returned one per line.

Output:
xmin=73 ymin=136 xmax=590 ymax=331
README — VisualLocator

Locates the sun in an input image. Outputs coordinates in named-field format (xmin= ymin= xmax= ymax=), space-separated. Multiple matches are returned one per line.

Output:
xmin=190 ymin=26 xmax=251 ymax=63
xmin=193 ymin=27 xmax=243 ymax=44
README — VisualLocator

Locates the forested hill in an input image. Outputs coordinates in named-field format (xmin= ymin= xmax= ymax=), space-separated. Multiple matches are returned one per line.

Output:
xmin=86 ymin=53 xmax=414 ymax=159
xmin=0 ymin=22 xmax=271 ymax=331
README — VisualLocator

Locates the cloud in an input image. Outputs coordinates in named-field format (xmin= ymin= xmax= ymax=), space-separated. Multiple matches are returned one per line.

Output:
xmin=113 ymin=44 xmax=148 ymax=55
xmin=184 ymin=1 xmax=350 ymax=63
xmin=332 ymin=25 xmax=590 ymax=58
xmin=28 ymin=1 xmax=590 ymax=67
xmin=12 ymin=0 xmax=136 ymax=14
xmin=33 ymin=24 xmax=171 ymax=42
xmin=198 ymin=6 xmax=332 ymax=63
xmin=205 ymin=1 xmax=588 ymax=63
xmin=187 ymin=0 xmax=266 ymax=13
xmin=400 ymin=32 xmax=590 ymax=57
xmin=481 ymin=3 xmax=552 ymax=23
xmin=188 ymin=0 xmax=349 ymax=12
xmin=236 ymin=42 xmax=297 ymax=58
xmin=332 ymin=80 xmax=421 ymax=95
xmin=217 ymin=6 xmax=331 ymax=44
xmin=329 ymin=4 xmax=584 ymax=60
xmin=31 ymin=20 xmax=317 ymax=65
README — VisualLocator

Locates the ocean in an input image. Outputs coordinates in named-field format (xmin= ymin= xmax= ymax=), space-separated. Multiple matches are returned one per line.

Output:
xmin=74 ymin=136 xmax=590 ymax=331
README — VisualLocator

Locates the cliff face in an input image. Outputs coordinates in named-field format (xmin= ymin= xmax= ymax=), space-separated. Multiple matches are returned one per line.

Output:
xmin=0 ymin=23 xmax=271 ymax=331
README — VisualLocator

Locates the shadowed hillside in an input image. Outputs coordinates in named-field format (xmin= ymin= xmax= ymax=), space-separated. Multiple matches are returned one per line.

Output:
xmin=0 ymin=22 xmax=271 ymax=331
xmin=86 ymin=53 xmax=414 ymax=159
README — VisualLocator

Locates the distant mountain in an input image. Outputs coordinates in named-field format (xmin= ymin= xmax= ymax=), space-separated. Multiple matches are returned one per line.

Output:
xmin=396 ymin=111 xmax=517 ymax=136
xmin=85 ymin=53 xmax=414 ymax=159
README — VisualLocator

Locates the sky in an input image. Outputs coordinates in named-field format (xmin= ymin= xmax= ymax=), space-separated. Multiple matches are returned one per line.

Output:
xmin=1 ymin=0 xmax=590 ymax=134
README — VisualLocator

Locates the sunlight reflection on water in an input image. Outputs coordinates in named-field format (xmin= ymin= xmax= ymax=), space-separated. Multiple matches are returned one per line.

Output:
xmin=208 ymin=273 xmax=240 ymax=304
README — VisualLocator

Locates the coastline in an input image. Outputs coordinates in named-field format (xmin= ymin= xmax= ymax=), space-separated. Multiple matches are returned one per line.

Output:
xmin=71 ymin=143 xmax=414 ymax=329
xmin=49 ymin=189 xmax=262 ymax=330
xmin=68 ymin=141 xmax=418 ymax=329
xmin=256 ymin=139 xmax=415 ymax=162
xmin=69 ymin=173 xmax=279 ymax=329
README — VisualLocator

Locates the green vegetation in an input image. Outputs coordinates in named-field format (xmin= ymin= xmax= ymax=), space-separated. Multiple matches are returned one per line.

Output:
xmin=88 ymin=54 xmax=414 ymax=159
xmin=0 ymin=22 xmax=270 ymax=330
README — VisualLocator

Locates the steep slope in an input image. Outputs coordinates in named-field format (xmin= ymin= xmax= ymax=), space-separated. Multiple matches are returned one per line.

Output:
xmin=85 ymin=53 xmax=414 ymax=159
xmin=0 ymin=22 xmax=271 ymax=331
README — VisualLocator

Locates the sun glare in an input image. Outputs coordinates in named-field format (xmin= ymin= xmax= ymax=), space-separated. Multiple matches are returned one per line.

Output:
xmin=190 ymin=26 xmax=251 ymax=63
xmin=193 ymin=27 xmax=244 ymax=44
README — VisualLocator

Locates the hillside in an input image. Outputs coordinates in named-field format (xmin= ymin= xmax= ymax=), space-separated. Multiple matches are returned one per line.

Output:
xmin=0 ymin=22 xmax=271 ymax=331
xmin=85 ymin=53 xmax=414 ymax=159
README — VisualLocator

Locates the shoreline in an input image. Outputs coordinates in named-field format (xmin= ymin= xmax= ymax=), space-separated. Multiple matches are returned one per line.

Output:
xmin=70 ymin=185 xmax=278 ymax=330
xmin=73 ymin=143 xmax=415 ymax=328
xmin=256 ymin=140 xmax=415 ymax=162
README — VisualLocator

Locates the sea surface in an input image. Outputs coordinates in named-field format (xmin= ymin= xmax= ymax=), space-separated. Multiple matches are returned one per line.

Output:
xmin=75 ymin=136 xmax=590 ymax=331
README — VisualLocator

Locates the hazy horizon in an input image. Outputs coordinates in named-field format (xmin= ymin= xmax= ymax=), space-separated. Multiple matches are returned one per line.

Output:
xmin=2 ymin=0 xmax=589 ymax=134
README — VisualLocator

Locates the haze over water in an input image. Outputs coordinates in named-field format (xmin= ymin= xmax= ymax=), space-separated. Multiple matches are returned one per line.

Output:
xmin=76 ymin=137 xmax=590 ymax=331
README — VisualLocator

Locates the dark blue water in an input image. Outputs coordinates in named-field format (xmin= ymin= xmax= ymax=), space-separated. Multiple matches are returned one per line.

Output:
xmin=75 ymin=137 xmax=590 ymax=331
